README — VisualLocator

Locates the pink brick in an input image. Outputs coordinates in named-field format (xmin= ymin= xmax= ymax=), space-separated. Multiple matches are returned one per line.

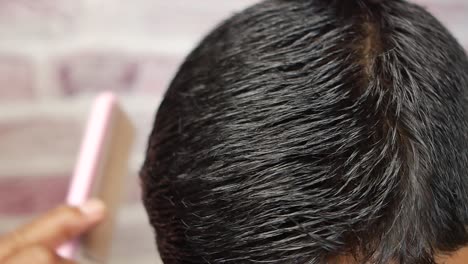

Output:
xmin=0 ymin=175 xmax=68 ymax=215
xmin=0 ymin=118 xmax=83 ymax=183
xmin=56 ymin=52 xmax=186 ymax=96
xmin=134 ymin=55 xmax=184 ymax=95
xmin=0 ymin=172 xmax=143 ymax=216
xmin=0 ymin=117 xmax=83 ymax=154
xmin=57 ymin=52 xmax=139 ymax=96
xmin=0 ymin=54 xmax=35 ymax=101
xmin=0 ymin=0 xmax=80 ymax=37
xmin=88 ymin=0 xmax=257 ymax=41
xmin=0 ymin=114 xmax=147 ymax=214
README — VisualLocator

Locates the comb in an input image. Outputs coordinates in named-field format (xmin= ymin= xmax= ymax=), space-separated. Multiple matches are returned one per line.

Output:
xmin=57 ymin=92 xmax=134 ymax=263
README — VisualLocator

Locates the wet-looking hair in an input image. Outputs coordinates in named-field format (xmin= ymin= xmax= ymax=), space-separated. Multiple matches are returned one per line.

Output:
xmin=140 ymin=0 xmax=468 ymax=263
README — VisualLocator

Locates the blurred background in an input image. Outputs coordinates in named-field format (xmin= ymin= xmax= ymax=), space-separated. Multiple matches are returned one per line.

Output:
xmin=0 ymin=0 xmax=466 ymax=263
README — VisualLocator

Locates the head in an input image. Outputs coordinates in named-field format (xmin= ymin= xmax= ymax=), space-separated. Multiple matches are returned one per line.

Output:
xmin=140 ymin=0 xmax=468 ymax=263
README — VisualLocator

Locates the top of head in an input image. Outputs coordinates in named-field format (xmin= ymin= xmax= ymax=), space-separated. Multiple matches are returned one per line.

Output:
xmin=141 ymin=0 xmax=468 ymax=263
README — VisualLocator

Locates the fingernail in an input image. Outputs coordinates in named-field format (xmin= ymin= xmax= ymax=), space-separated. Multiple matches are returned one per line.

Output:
xmin=79 ymin=199 xmax=106 ymax=217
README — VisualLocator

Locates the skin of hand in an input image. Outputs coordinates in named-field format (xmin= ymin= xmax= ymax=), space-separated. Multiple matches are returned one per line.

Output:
xmin=0 ymin=199 xmax=106 ymax=264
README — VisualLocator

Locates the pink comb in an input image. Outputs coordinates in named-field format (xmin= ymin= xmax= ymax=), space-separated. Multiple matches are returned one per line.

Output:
xmin=58 ymin=92 xmax=134 ymax=262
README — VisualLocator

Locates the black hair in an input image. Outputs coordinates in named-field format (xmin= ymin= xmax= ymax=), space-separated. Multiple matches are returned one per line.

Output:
xmin=140 ymin=0 xmax=468 ymax=263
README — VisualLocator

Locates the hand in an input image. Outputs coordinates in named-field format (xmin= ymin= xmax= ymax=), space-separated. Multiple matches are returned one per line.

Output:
xmin=0 ymin=199 xmax=106 ymax=264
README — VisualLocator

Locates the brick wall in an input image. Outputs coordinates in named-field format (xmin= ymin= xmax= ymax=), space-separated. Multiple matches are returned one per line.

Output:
xmin=0 ymin=0 xmax=258 ymax=212
xmin=0 ymin=1 xmax=466 ymax=263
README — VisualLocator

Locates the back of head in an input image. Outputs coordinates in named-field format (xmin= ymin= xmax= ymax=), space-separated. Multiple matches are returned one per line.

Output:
xmin=140 ymin=0 xmax=468 ymax=263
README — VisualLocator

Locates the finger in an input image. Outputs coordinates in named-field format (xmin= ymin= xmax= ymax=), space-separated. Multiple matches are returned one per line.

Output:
xmin=0 ymin=199 xmax=106 ymax=260
xmin=3 ymin=245 xmax=77 ymax=264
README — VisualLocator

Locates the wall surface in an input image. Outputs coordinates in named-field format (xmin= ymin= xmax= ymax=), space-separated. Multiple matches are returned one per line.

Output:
xmin=0 ymin=1 xmax=466 ymax=263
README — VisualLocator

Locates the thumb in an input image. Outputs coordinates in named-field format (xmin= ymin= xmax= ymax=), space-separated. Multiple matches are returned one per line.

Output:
xmin=0 ymin=199 xmax=106 ymax=260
